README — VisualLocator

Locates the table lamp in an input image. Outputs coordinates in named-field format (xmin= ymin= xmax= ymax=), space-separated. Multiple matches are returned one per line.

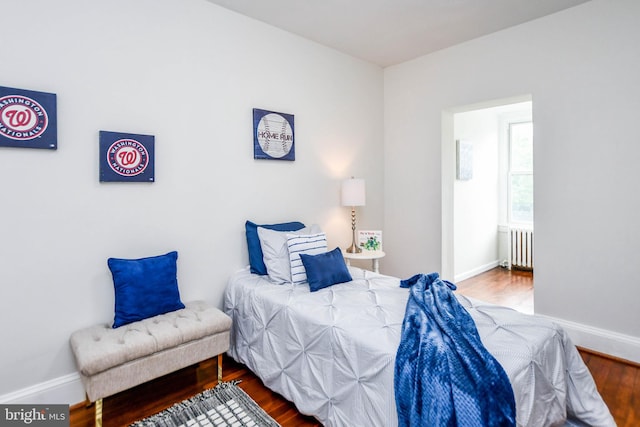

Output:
xmin=341 ymin=177 xmax=366 ymax=253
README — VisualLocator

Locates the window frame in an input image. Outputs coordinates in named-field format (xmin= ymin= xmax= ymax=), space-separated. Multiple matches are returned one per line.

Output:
xmin=508 ymin=121 xmax=533 ymax=226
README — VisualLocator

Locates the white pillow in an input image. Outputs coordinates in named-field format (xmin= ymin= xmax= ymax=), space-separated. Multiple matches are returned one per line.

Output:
xmin=287 ymin=232 xmax=328 ymax=285
xmin=257 ymin=224 xmax=322 ymax=284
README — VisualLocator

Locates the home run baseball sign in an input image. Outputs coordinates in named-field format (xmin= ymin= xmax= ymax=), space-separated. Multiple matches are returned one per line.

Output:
xmin=99 ymin=131 xmax=155 ymax=182
xmin=0 ymin=86 xmax=57 ymax=149
xmin=253 ymin=108 xmax=295 ymax=161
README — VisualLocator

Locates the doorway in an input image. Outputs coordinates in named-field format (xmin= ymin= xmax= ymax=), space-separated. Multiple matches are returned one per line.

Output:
xmin=441 ymin=96 xmax=533 ymax=306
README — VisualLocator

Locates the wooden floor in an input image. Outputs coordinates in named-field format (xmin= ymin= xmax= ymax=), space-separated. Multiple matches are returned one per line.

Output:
xmin=68 ymin=357 xmax=320 ymax=427
xmin=455 ymin=266 xmax=534 ymax=314
xmin=70 ymin=267 xmax=638 ymax=427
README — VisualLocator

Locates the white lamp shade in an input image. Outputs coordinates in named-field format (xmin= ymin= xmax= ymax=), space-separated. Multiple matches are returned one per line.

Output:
xmin=341 ymin=178 xmax=366 ymax=207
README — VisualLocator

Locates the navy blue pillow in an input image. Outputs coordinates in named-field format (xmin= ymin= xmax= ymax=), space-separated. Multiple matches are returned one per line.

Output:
xmin=245 ymin=220 xmax=305 ymax=275
xmin=108 ymin=251 xmax=185 ymax=328
xmin=300 ymin=247 xmax=353 ymax=292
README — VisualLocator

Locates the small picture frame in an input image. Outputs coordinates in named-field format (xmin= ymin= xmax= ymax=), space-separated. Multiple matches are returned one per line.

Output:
xmin=358 ymin=230 xmax=382 ymax=252
xmin=99 ymin=131 xmax=155 ymax=182
xmin=456 ymin=139 xmax=473 ymax=181
xmin=253 ymin=108 xmax=295 ymax=161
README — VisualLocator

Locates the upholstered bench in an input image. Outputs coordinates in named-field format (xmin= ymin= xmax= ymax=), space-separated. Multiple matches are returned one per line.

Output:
xmin=70 ymin=301 xmax=232 ymax=426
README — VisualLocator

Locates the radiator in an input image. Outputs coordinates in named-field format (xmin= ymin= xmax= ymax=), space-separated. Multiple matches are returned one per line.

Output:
xmin=510 ymin=227 xmax=534 ymax=270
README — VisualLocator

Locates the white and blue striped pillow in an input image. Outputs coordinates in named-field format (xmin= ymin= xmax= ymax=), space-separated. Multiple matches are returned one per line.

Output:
xmin=287 ymin=232 xmax=327 ymax=285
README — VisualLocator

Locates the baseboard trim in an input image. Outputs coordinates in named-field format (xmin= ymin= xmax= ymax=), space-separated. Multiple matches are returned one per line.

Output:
xmin=0 ymin=372 xmax=85 ymax=405
xmin=539 ymin=315 xmax=640 ymax=365
xmin=454 ymin=260 xmax=500 ymax=282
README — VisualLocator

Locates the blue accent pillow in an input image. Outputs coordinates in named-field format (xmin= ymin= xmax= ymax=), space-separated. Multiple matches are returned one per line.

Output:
xmin=300 ymin=247 xmax=353 ymax=292
xmin=108 ymin=251 xmax=185 ymax=328
xmin=245 ymin=220 xmax=305 ymax=275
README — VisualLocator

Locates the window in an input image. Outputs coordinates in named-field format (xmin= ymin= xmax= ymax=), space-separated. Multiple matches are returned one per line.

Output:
xmin=509 ymin=122 xmax=533 ymax=224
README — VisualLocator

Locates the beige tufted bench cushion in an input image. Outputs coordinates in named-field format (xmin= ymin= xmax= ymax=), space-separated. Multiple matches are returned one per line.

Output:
xmin=70 ymin=300 xmax=232 ymax=406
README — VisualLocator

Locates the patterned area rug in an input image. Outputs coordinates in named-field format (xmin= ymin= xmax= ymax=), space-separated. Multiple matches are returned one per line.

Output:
xmin=130 ymin=381 xmax=281 ymax=427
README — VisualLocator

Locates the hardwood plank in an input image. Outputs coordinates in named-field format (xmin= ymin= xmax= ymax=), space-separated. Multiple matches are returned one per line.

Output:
xmin=579 ymin=350 xmax=640 ymax=427
xmin=455 ymin=267 xmax=534 ymax=314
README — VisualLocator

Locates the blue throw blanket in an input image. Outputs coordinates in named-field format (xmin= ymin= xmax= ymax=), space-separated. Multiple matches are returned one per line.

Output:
xmin=394 ymin=273 xmax=516 ymax=427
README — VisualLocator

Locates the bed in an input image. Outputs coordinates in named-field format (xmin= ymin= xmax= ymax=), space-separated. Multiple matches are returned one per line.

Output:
xmin=224 ymin=265 xmax=615 ymax=427
xmin=225 ymin=220 xmax=613 ymax=426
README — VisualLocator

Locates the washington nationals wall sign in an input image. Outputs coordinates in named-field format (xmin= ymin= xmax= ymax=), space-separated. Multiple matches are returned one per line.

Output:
xmin=253 ymin=108 xmax=295 ymax=161
xmin=0 ymin=85 xmax=57 ymax=149
xmin=99 ymin=131 xmax=155 ymax=182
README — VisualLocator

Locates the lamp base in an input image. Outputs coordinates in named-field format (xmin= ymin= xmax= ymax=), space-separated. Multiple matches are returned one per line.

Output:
xmin=346 ymin=206 xmax=362 ymax=253
xmin=345 ymin=242 xmax=362 ymax=254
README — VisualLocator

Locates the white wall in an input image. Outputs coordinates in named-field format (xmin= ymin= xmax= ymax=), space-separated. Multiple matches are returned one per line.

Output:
xmin=384 ymin=0 xmax=640 ymax=360
xmin=453 ymin=109 xmax=500 ymax=280
xmin=0 ymin=0 xmax=384 ymax=402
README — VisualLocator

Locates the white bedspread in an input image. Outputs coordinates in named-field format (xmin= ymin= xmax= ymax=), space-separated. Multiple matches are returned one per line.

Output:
xmin=223 ymin=267 xmax=614 ymax=427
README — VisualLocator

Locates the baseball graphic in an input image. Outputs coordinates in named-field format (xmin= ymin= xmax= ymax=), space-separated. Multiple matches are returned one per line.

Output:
xmin=256 ymin=113 xmax=293 ymax=159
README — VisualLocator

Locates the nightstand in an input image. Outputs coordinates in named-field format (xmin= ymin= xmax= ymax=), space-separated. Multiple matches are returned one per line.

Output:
xmin=343 ymin=251 xmax=385 ymax=273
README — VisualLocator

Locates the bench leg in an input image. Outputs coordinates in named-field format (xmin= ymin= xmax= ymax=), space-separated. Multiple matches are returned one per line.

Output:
xmin=95 ymin=398 xmax=103 ymax=427
xmin=217 ymin=353 xmax=223 ymax=383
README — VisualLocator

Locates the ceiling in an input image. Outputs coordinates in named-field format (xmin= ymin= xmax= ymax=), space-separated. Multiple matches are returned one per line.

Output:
xmin=206 ymin=0 xmax=591 ymax=67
